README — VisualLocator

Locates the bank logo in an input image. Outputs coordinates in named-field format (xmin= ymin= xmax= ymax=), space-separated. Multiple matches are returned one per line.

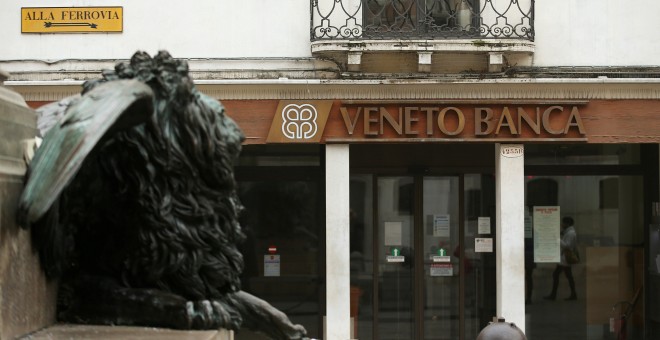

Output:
xmin=282 ymin=104 xmax=318 ymax=139
xmin=267 ymin=100 xmax=333 ymax=143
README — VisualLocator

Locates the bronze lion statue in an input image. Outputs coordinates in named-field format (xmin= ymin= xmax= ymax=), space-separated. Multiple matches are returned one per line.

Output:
xmin=17 ymin=51 xmax=307 ymax=339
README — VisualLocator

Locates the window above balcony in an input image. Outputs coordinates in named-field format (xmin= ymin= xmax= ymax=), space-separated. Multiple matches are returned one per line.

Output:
xmin=311 ymin=0 xmax=535 ymax=74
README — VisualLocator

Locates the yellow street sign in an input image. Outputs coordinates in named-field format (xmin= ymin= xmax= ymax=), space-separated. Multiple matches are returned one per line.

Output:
xmin=22 ymin=7 xmax=123 ymax=33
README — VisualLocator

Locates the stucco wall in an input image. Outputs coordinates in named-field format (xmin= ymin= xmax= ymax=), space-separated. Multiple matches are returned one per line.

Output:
xmin=2 ymin=0 xmax=659 ymax=66
xmin=532 ymin=0 xmax=660 ymax=66
xmin=0 ymin=0 xmax=312 ymax=60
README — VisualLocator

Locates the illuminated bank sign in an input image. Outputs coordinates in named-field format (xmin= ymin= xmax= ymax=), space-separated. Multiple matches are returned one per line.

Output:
xmin=21 ymin=7 xmax=123 ymax=33
xmin=267 ymin=101 xmax=587 ymax=143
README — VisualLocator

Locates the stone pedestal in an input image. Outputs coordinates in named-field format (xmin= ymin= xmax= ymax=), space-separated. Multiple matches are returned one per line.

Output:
xmin=20 ymin=324 xmax=234 ymax=340
xmin=0 ymin=77 xmax=58 ymax=339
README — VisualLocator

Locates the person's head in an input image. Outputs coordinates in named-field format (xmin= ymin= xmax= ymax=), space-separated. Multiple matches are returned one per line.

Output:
xmin=561 ymin=216 xmax=574 ymax=229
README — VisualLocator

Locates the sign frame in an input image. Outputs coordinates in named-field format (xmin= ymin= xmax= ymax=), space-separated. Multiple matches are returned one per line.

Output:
xmin=21 ymin=7 xmax=124 ymax=33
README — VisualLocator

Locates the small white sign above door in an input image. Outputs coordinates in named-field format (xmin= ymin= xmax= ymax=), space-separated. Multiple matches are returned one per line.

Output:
xmin=431 ymin=255 xmax=451 ymax=262
xmin=500 ymin=145 xmax=524 ymax=158
xmin=386 ymin=256 xmax=405 ymax=263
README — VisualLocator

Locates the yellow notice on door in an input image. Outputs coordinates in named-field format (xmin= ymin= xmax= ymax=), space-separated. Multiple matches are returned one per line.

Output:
xmin=22 ymin=7 xmax=123 ymax=33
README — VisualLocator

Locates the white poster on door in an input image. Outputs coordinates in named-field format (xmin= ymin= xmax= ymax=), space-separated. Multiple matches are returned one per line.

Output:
xmin=478 ymin=217 xmax=491 ymax=234
xmin=264 ymin=254 xmax=281 ymax=277
xmin=475 ymin=238 xmax=493 ymax=252
xmin=384 ymin=221 xmax=402 ymax=246
xmin=430 ymin=263 xmax=453 ymax=276
xmin=533 ymin=206 xmax=560 ymax=263
xmin=433 ymin=214 xmax=450 ymax=237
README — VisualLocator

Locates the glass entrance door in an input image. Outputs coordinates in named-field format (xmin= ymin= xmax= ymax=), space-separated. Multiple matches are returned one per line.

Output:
xmin=421 ymin=176 xmax=461 ymax=339
xmin=377 ymin=176 xmax=415 ymax=339
xmin=373 ymin=175 xmax=461 ymax=339
xmin=351 ymin=175 xmax=474 ymax=339
xmin=351 ymin=173 xmax=495 ymax=339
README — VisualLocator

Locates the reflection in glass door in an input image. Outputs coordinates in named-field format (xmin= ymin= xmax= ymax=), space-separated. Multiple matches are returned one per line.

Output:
xmin=378 ymin=177 xmax=415 ymax=339
xmin=237 ymin=180 xmax=322 ymax=338
xmin=422 ymin=177 xmax=460 ymax=340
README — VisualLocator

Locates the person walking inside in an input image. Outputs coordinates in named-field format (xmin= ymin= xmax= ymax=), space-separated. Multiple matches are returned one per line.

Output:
xmin=544 ymin=216 xmax=578 ymax=301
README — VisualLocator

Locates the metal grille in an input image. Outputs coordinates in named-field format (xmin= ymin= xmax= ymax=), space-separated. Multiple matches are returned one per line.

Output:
xmin=311 ymin=0 xmax=534 ymax=40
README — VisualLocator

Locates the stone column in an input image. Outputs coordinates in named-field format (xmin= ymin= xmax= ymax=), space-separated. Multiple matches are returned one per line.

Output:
xmin=325 ymin=144 xmax=350 ymax=340
xmin=495 ymin=144 xmax=526 ymax=333
xmin=0 ymin=70 xmax=57 ymax=339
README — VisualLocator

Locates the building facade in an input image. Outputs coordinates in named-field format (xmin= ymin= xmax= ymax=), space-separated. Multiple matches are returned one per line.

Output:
xmin=2 ymin=1 xmax=660 ymax=339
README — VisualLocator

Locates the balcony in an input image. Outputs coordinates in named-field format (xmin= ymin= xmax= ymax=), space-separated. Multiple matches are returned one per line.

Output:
xmin=310 ymin=0 xmax=535 ymax=74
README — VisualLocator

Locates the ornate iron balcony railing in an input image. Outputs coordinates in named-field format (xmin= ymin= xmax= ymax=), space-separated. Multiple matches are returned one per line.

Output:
xmin=311 ymin=0 xmax=534 ymax=41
